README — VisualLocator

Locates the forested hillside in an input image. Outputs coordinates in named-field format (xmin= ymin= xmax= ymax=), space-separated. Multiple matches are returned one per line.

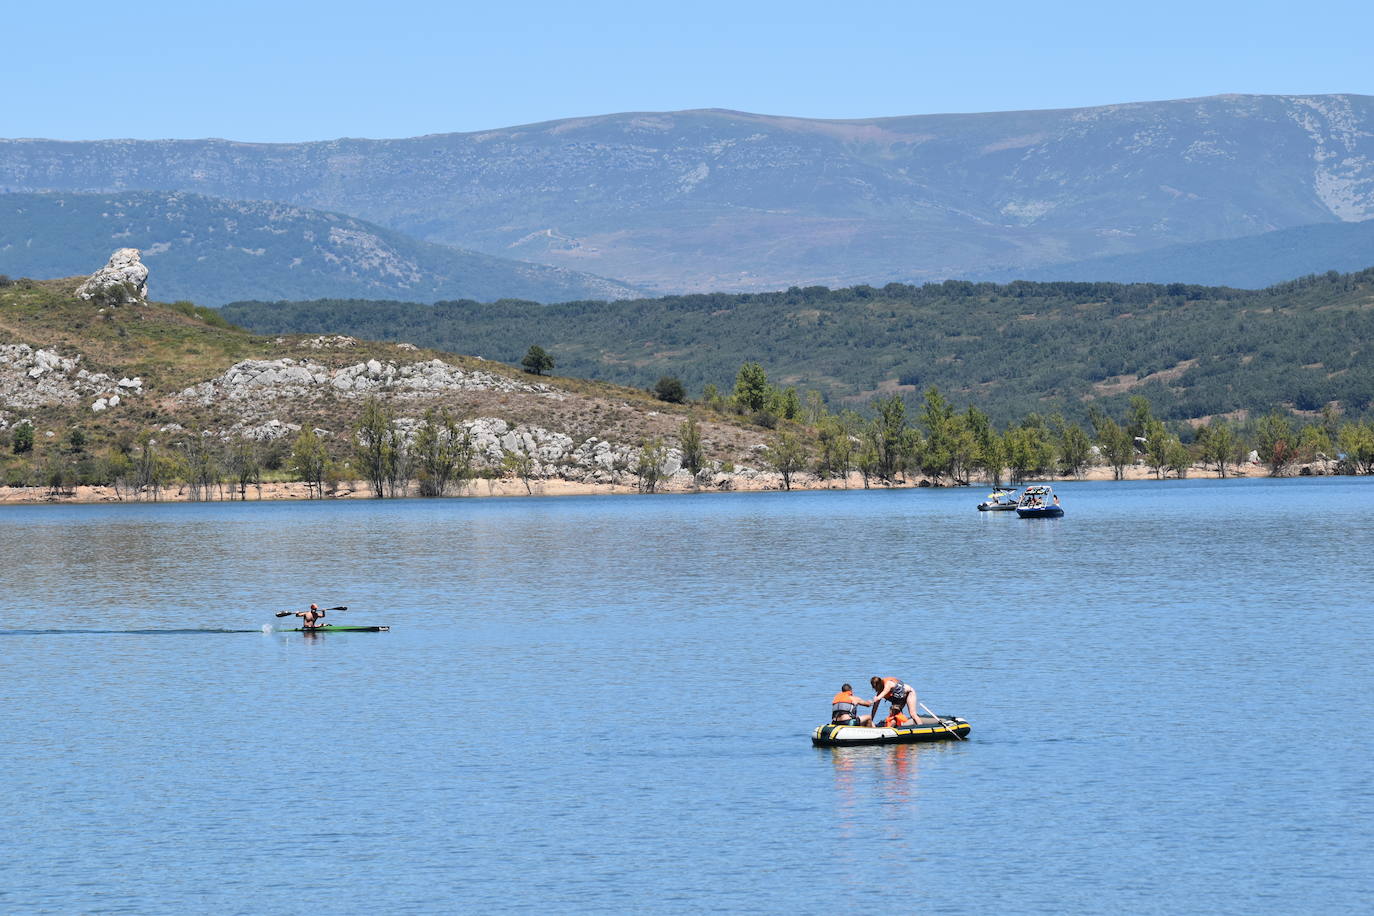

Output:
xmin=221 ymin=270 xmax=1374 ymax=425
xmin=7 ymin=269 xmax=1374 ymax=498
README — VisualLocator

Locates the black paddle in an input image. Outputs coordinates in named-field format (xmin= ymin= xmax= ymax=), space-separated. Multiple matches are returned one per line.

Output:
xmin=274 ymin=605 xmax=348 ymax=618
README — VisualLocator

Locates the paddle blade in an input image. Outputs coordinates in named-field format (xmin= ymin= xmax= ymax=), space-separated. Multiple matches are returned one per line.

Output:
xmin=328 ymin=606 xmax=348 ymax=611
xmin=274 ymin=611 xmax=292 ymax=618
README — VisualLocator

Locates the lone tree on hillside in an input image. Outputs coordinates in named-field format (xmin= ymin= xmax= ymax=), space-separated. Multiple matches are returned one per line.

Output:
xmin=521 ymin=345 xmax=555 ymax=376
xmin=734 ymin=362 xmax=770 ymax=412
xmin=654 ymin=375 xmax=686 ymax=403
xmin=12 ymin=421 xmax=34 ymax=454
xmin=678 ymin=414 xmax=704 ymax=476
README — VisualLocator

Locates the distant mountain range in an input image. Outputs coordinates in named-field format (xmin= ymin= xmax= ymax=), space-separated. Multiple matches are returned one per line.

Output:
xmin=0 ymin=192 xmax=640 ymax=305
xmin=971 ymin=218 xmax=1374 ymax=287
xmin=4 ymin=94 xmax=1374 ymax=294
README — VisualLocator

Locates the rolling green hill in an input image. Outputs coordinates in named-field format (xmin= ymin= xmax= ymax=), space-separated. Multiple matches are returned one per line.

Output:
xmin=0 ymin=192 xmax=641 ymax=305
xmin=0 ymin=275 xmax=777 ymax=492
xmin=221 ymin=271 xmax=1374 ymax=424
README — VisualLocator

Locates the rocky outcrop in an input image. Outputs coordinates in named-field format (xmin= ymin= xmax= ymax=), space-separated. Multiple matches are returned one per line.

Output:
xmin=0 ymin=344 xmax=121 ymax=409
xmin=75 ymin=249 xmax=149 ymax=304
xmin=299 ymin=335 xmax=358 ymax=350
xmin=460 ymin=417 xmax=699 ymax=484
xmin=177 ymin=357 xmax=547 ymax=412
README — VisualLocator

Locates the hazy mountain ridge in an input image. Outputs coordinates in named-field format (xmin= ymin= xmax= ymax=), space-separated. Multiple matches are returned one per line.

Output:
xmin=5 ymin=94 xmax=1374 ymax=292
xmin=968 ymin=219 xmax=1374 ymax=287
xmin=0 ymin=192 xmax=641 ymax=305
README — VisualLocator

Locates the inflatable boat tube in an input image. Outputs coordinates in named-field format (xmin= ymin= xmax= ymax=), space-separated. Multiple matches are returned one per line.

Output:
xmin=812 ymin=717 xmax=971 ymax=746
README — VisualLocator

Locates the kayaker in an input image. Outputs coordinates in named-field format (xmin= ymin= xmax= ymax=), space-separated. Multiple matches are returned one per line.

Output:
xmin=870 ymin=675 xmax=921 ymax=725
xmin=831 ymin=684 xmax=874 ymax=726
xmin=295 ymin=604 xmax=327 ymax=629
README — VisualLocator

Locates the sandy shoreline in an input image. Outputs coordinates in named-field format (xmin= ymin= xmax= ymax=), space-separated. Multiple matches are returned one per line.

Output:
xmin=0 ymin=461 xmax=1285 ymax=506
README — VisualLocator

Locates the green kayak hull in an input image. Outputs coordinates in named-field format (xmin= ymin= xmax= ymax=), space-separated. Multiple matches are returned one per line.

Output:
xmin=278 ymin=625 xmax=390 ymax=632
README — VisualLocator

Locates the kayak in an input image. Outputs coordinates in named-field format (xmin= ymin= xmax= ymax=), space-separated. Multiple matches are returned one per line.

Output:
xmin=812 ymin=717 xmax=970 ymax=746
xmin=278 ymin=625 xmax=390 ymax=633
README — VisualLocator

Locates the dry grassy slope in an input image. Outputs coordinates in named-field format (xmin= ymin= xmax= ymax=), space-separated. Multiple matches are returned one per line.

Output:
xmin=0 ymin=279 xmax=772 ymax=470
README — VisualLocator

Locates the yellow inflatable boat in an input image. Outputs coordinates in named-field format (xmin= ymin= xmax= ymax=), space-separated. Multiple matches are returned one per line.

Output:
xmin=811 ymin=717 xmax=971 ymax=746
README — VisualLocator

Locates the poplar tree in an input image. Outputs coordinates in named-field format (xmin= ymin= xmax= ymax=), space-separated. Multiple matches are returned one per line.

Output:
xmin=355 ymin=397 xmax=398 ymax=498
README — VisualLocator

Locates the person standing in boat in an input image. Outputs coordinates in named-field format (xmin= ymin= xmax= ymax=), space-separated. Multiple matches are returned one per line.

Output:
xmin=831 ymin=684 xmax=874 ymax=726
xmin=294 ymin=604 xmax=327 ymax=629
xmin=870 ymin=675 xmax=921 ymax=725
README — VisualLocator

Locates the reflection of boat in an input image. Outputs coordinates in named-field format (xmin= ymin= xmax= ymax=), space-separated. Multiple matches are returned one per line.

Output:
xmin=1015 ymin=485 xmax=1064 ymax=518
xmin=811 ymin=717 xmax=971 ymax=746
xmin=977 ymin=487 xmax=1019 ymax=511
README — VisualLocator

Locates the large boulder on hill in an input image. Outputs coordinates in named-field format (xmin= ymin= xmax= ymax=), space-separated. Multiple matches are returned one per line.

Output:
xmin=76 ymin=248 xmax=148 ymax=304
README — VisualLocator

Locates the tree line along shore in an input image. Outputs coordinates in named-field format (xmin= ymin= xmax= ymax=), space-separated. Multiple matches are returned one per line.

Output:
xmin=3 ymin=265 xmax=1372 ymax=506
xmin=3 ymin=358 xmax=1372 ymax=505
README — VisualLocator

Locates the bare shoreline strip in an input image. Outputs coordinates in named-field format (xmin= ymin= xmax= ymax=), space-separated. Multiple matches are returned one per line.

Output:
xmin=0 ymin=463 xmax=1285 ymax=507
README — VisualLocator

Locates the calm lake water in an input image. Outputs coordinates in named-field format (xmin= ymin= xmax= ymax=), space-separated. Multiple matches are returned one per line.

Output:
xmin=3 ymin=477 xmax=1373 ymax=914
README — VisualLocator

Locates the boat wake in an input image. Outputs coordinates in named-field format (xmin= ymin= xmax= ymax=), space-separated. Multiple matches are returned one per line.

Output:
xmin=0 ymin=628 xmax=267 ymax=636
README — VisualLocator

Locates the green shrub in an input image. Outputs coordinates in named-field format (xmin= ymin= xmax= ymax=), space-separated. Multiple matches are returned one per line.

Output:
xmin=653 ymin=375 xmax=686 ymax=403
xmin=12 ymin=423 xmax=34 ymax=454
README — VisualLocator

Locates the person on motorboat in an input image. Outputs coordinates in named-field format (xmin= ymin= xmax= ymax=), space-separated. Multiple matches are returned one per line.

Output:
xmin=294 ymin=604 xmax=327 ymax=629
xmin=870 ymin=675 xmax=922 ymax=725
xmin=831 ymin=684 xmax=874 ymax=726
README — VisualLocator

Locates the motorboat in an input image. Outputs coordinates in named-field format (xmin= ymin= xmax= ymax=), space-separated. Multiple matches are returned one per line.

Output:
xmin=977 ymin=487 xmax=1019 ymax=511
xmin=1015 ymin=484 xmax=1064 ymax=518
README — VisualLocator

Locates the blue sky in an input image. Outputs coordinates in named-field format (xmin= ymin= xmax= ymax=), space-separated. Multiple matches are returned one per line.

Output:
xmin=5 ymin=0 xmax=1369 ymax=142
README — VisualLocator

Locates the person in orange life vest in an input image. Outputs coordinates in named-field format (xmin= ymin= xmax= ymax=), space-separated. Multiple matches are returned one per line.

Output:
xmin=295 ymin=604 xmax=327 ymax=629
xmin=831 ymin=684 xmax=874 ymax=726
xmin=870 ymin=675 xmax=921 ymax=724
xmin=883 ymin=707 xmax=913 ymax=728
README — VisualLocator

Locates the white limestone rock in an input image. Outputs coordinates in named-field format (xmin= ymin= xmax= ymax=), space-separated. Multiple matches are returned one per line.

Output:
xmin=300 ymin=335 xmax=358 ymax=350
xmin=76 ymin=249 xmax=149 ymax=304
xmin=177 ymin=357 xmax=542 ymax=411
xmin=0 ymin=344 xmax=114 ymax=408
